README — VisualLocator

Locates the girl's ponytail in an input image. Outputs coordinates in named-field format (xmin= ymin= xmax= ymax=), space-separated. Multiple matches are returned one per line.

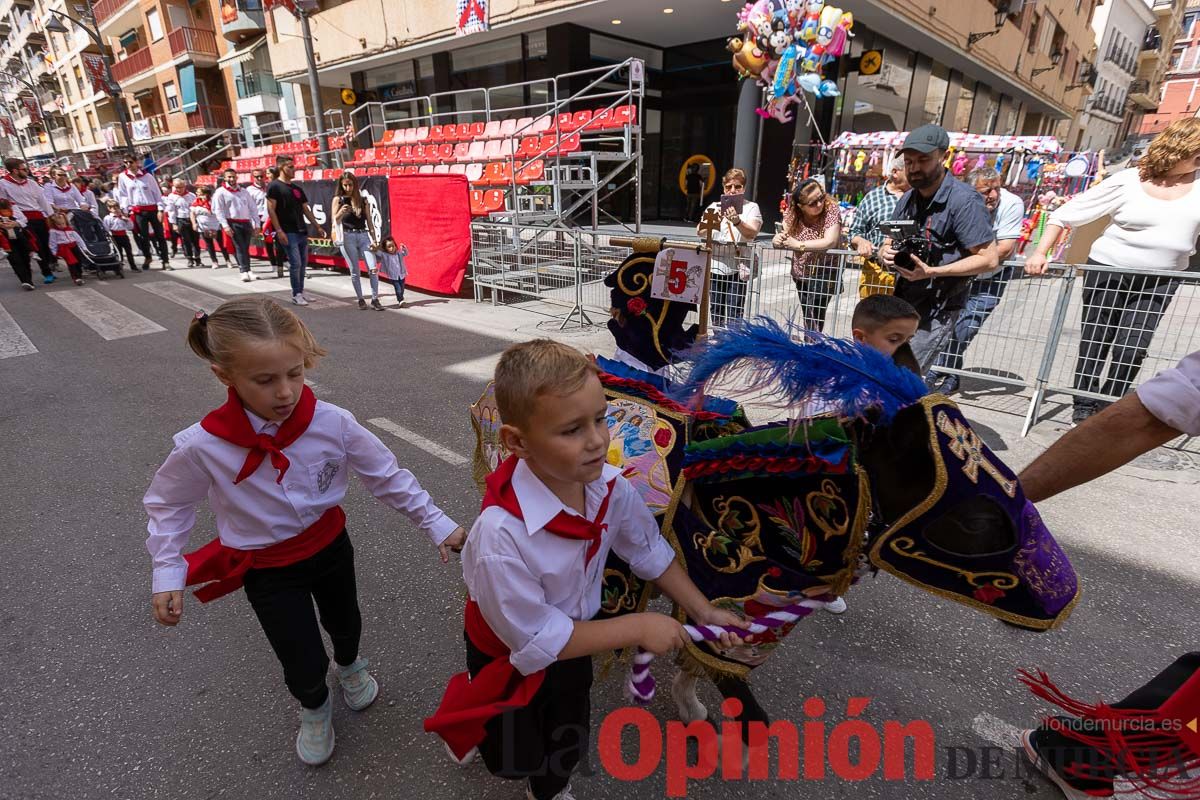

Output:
xmin=187 ymin=310 xmax=214 ymax=363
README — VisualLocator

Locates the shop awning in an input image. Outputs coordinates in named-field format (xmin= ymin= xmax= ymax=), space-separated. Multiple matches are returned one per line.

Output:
xmin=216 ymin=35 xmax=266 ymax=68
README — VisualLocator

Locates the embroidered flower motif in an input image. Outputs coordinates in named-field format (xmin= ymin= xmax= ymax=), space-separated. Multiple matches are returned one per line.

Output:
xmin=626 ymin=297 xmax=647 ymax=316
xmin=653 ymin=427 xmax=672 ymax=448
xmin=973 ymin=584 xmax=1006 ymax=605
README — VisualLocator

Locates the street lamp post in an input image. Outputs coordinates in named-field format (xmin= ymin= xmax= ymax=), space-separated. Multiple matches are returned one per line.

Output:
xmin=43 ymin=10 xmax=136 ymax=160
xmin=297 ymin=7 xmax=329 ymax=167
xmin=3 ymin=55 xmax=60 ymax=160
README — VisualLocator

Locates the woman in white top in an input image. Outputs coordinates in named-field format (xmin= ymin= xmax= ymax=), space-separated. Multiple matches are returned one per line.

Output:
xmin=1025 ymin=118 xmax=1200 ymax=424
xmin=697 ymin=167 xmax=762 ymax=328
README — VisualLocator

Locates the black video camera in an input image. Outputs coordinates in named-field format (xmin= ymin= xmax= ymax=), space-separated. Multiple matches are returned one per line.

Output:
xmin=883 ymin=220 xmax=938 ymax=270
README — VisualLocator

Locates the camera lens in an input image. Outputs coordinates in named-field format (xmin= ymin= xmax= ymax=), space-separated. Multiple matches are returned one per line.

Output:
xmin=894 ymin=249 xmax=913 ymax=270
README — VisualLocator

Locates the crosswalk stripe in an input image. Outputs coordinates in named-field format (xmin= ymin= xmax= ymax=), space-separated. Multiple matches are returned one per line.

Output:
xmin=367 ymin=417 xmax=470 ymax=467
xmin=0 ymin=302 xmax=37 ymax=359
xmin=135 ymin=282 xmax=225 ymax=313
xmin=49 ymin=288 xmax=167 ymax=340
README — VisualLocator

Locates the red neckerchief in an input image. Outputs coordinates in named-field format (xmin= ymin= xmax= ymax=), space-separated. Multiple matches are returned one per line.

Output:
xmin=481 ymin=454 xmax=616 ymax=565
xmin=2 ymin=175 xmax=26 ymax=186
xmin=200 ymin=385 xmax=317 ymax=484
xmin=193 ymin=197 xmax=211 ymax=210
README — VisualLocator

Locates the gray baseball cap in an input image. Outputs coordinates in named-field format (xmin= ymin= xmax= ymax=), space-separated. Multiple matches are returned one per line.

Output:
xmin=901 ymin=124 xmax=951 ymax=154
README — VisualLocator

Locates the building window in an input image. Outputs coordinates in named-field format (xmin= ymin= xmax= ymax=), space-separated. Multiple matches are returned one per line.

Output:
xmin=164 ymin=80 xmax=179 ymax=111
xmin=922 ymin=62 xmax=950 ymax=126
xmin=1172 ymin=47 xmax=1185 ymax=68
xmin=146 ymin=8 xmax=164 ymax=42
xmin=852 ymin=40 xmax=915 ymax=132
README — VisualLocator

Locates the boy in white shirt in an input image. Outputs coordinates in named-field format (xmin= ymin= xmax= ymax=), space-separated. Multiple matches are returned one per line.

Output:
xmin=425 ymin=339 xmax=745 ymax=800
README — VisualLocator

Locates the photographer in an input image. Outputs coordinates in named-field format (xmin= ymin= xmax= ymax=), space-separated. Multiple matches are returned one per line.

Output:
xmin=879 ymin=125 xmax=999 ymax=377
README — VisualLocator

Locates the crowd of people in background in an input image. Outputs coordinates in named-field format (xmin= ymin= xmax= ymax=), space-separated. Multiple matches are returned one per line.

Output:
xmin=0 ymin=153 xmax=412 ymax=311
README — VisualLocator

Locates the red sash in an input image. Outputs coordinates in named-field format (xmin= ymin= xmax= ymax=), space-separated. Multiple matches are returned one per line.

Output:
xmin=424 ymin=455 xmax=616 ymax=760
xmin=184 ymin=505 xmax=346 ymax=602
xmin=132 ymin=205 xmax=158 ymax=214
xmin=56 ymin=243 xmax=79 ymax=266
xmin=23 ymin=210 xmax=44 ymax=221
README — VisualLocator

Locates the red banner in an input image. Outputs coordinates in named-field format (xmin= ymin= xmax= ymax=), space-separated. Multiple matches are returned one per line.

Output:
xmin=0 ymin=116 xmax=13 ymax=137
xmin=21 ymin=96 xmax=41 ymax=124
xmin=388 ymin=175 xmax=471 ymax=294
xmin=82 ymin=53 xmax=109 ymax=95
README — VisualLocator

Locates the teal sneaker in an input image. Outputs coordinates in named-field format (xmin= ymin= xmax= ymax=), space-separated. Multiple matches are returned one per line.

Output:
xmin=43 ymin=274 xmax=55 ymax=284
xmin=336 ymin=657 xmax=379 ymax=711
xmin=295 ymin=695 xmax=335 ymax=766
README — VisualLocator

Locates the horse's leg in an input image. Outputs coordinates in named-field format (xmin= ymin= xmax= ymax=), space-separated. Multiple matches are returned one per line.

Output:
xmin=670 ymin=670 xmax=707 ymax=722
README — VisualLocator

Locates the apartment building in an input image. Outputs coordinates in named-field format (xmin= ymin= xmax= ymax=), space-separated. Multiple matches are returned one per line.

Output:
xmin=1136 ymin=0 xmax=1189 ymax=135
xmin=1140 ymin=0 xmax=1200 ymax=134
xmin=259 ymin=0 xmax=1100 ymax=220
xmin=1073 ymin=0 xmax=1156 ymax=150
xmin=91 ymin=0 xmax=240 ymax=150
xmin=0 ymin=0 xmax=72 ymax=162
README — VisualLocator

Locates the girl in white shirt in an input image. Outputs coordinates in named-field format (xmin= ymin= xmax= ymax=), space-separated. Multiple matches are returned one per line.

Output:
xmin=144 ymin=296 xmax=466 ymax=766
xmin=1025 ymin=117 xmax=1200 ymax=424
xmin=48 ymin=212 xmax=86 ymax=285
xmin=190 ymin=187 xmax=231 ymax=268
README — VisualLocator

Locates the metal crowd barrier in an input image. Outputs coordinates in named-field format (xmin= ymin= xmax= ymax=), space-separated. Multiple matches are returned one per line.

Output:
xmin=468 ymin=223 xmax=1200 ymax=440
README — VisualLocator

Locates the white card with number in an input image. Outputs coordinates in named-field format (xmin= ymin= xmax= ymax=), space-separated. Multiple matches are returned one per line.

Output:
xmin=649 ymin=247 xmax=706 ymax=306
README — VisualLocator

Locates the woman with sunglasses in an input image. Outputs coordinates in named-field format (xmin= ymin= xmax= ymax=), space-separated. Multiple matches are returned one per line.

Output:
xmin=773 ymin=180 xmax=843 ymax=332
xmin=697 ymin=168 xmax=762 ymax=327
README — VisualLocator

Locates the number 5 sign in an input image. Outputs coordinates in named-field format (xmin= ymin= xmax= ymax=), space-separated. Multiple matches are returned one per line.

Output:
xmin=650 ymin=247 xmax=707 ymax=305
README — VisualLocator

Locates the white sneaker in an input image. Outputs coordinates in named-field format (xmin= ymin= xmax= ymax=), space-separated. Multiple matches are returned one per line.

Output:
xmin=21 ymin=282 xmax=34 ymax=291
xmin=823 ymin=596 xmax=848 ymax=614
xmin=671 ymin=671 xmax=707 ymax=723
xmin=526 ymin=783 xmax=574 ymax=800
xmin=292 ymin=293 xmax=309 ymax=306
xmin=336 ymin=657 xmax=379 ymax=711
xmin=240 ymin=272 xmax=252 ymax=282
xmin=295 ymin=695 xmax=335 ymax=766
xmin=247 ymin=271 xmax=258 ymax=281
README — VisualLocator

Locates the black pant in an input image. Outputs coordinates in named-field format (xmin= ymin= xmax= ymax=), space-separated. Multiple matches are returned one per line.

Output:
xmin=6 ymin=230 xmax=33 ymax=284
xmin=174 ymin=219 xmax=199 ymax=263
xmin=228 ymin=221 xmax=253 ymax=272
xmin=1073 ymin=264 xmax=1180 ymax=412
xmin=111 ymin=234 xmax=136 ymax=269
xmin=132 ymin=209 xmax=169 ymax=263
xmin=200 ymin=231 xmax=229 ymax=264
xmin=25 ymin=218 xmax=55 ymax=275
xmin=710 ymin=272 xmax=747 ymax=329
xmin=794 ymin=271 xmax=838 ymax=332
xmin=466 ymin=634 xmax=592 ymax=800
xmin=242 ymin=530 xmax=362 ymax=710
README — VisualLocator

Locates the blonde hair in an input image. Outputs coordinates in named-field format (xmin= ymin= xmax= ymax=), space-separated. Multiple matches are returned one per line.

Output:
xmin=723 ymin=168 xmax=747 ymax=186
xmin=1139 ymin=118 xmax=1200 ymax=181
xmin=187 ymin=296 xmax=327 ymax=370
xmin=494 ymin=339 xmax=599 ymax=428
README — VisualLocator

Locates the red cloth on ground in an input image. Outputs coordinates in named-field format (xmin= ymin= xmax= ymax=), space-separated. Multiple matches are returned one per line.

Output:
xmin=184 ymin=505 xmax=346 ymax=602
xmin=199 ymin=385 xmax=317 ymax=484
xmin=423 ymin=455 xmax=617 ymax=759
xmin=386 ymin=175 xmax=471 ymax=294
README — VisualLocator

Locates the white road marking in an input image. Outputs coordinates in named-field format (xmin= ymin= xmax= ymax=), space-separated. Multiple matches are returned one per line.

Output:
xmin=971 ymin=712 xmax=1023 ymax=751
xmin=0 ymin=302 xmax=37 ymax=359
xmin=49 ymin=288 xmax=166 ymax=340
xmin=367 ymin=417 xmax=469 ymax=467
xmin=135 ymin=281 xmax=224 ymax=312
xmin=443 ymin=354 xmax=501 ymax=380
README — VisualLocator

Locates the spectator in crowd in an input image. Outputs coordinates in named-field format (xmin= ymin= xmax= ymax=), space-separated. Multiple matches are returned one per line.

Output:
xmin=44 ymin=168 xmax=88 ymax=215
xmin=1025 ymin=117 xmax=1200 ymax=425
xmin=268 ymin=155 xmax=326 ymax=306
xmin=684 ymin=163 xmax=703 ymax=223
xmin=773 ymin=178 xmax=843 ymax=332
xmin=213 ymin=168 xmax=260 ymax=282
xmin=73 ymin=176 xmax=99 ymax=215
xmin=928 ymin=168 xmax=1025 ymax=395
xmin=260 ymin=167 xmax=287 ymax=279
xmin=879 ymin=124 xmax=999 ymax=377
xmin=848 ymin=155 xmax=909 ymax=297
xmin=332 ymin=171 xmax=382 ymax=310
xmin=115 ymin=154 xmax=169 ymax=270
xmin=698 ymin=167 xmax=762 ymax=328
xmin=163 ymin=178 xmax=200 ymax=268
xmin=0 ymin=158 xmax=57 ymax=282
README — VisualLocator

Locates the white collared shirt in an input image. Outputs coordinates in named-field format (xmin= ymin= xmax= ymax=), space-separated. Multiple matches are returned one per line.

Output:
xmin=0 ymin=175 xmax=52 ymax=217
xmin=78 ymin=188 xmax=99 ymax=215
xmin=246 ymin=183 xmax=269 ymax=223
xmin=116 ymin=170 xmax=163 ymax=211
xmin=44 ymin=182 xmax=87 ymax=213
xmin=144 ymin=400 xmax=460 ymax=593
xmin=162 ymin=191 xmax=196 ymax=222
xmin=49 ymin=228 xmax=84 ymax=250
xmin=212 ymin=185 xmax=259 ymax=228
xmin=104 ymin=213 xmax=133 ymax=233
xmin=462 ymin=458 xmax=676 ymax=676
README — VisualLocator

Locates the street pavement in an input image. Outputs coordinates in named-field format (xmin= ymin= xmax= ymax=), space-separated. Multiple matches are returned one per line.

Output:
xmin=1 ymin=255 xmax=1197 ymax=800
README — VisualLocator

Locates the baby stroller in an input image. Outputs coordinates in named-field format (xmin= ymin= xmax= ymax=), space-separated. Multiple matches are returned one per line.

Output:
xmin=69 ymin=209 xmax=124 ymax=278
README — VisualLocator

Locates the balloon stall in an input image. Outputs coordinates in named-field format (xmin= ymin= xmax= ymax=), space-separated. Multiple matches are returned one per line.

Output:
xmin=729 ymin=0 xmax=853 ymax=124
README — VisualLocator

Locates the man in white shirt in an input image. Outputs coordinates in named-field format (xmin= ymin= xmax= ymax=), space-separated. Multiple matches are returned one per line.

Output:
xmin=115 ymin=155 xmax=170 ymax=270
xmin=929 ymin=167 xmax=1026 ymax=394
xmin=162 ymin=178 xmax=199 ymax=268
xmin=245 ymin=168 xmax=276 ymax=274
xmin=212 ymin=168 xmax=261 ymax=281
xmin=72 ymin=176 xmax=99 ymax=215
xmin=0 ymin=157 xmax=57 ymax=283
xmin=44 ymin=168 xmax=88 ymax=214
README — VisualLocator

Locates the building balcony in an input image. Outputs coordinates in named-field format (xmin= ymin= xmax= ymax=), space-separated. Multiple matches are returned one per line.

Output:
xmin=91 ymin=0 xmax=141 ymax=35
xmin=221 ymin=0 xmax=265 ymax=42
xmin=235 ymin=70 xmax=282 ymax=116
xmin=168 ymin=26 xmax=220 ymax=62
xmin=1128 ymin=78 xmax=1159 ymax=109
xmin=110 ymin=46 xmax=154 ymax=85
